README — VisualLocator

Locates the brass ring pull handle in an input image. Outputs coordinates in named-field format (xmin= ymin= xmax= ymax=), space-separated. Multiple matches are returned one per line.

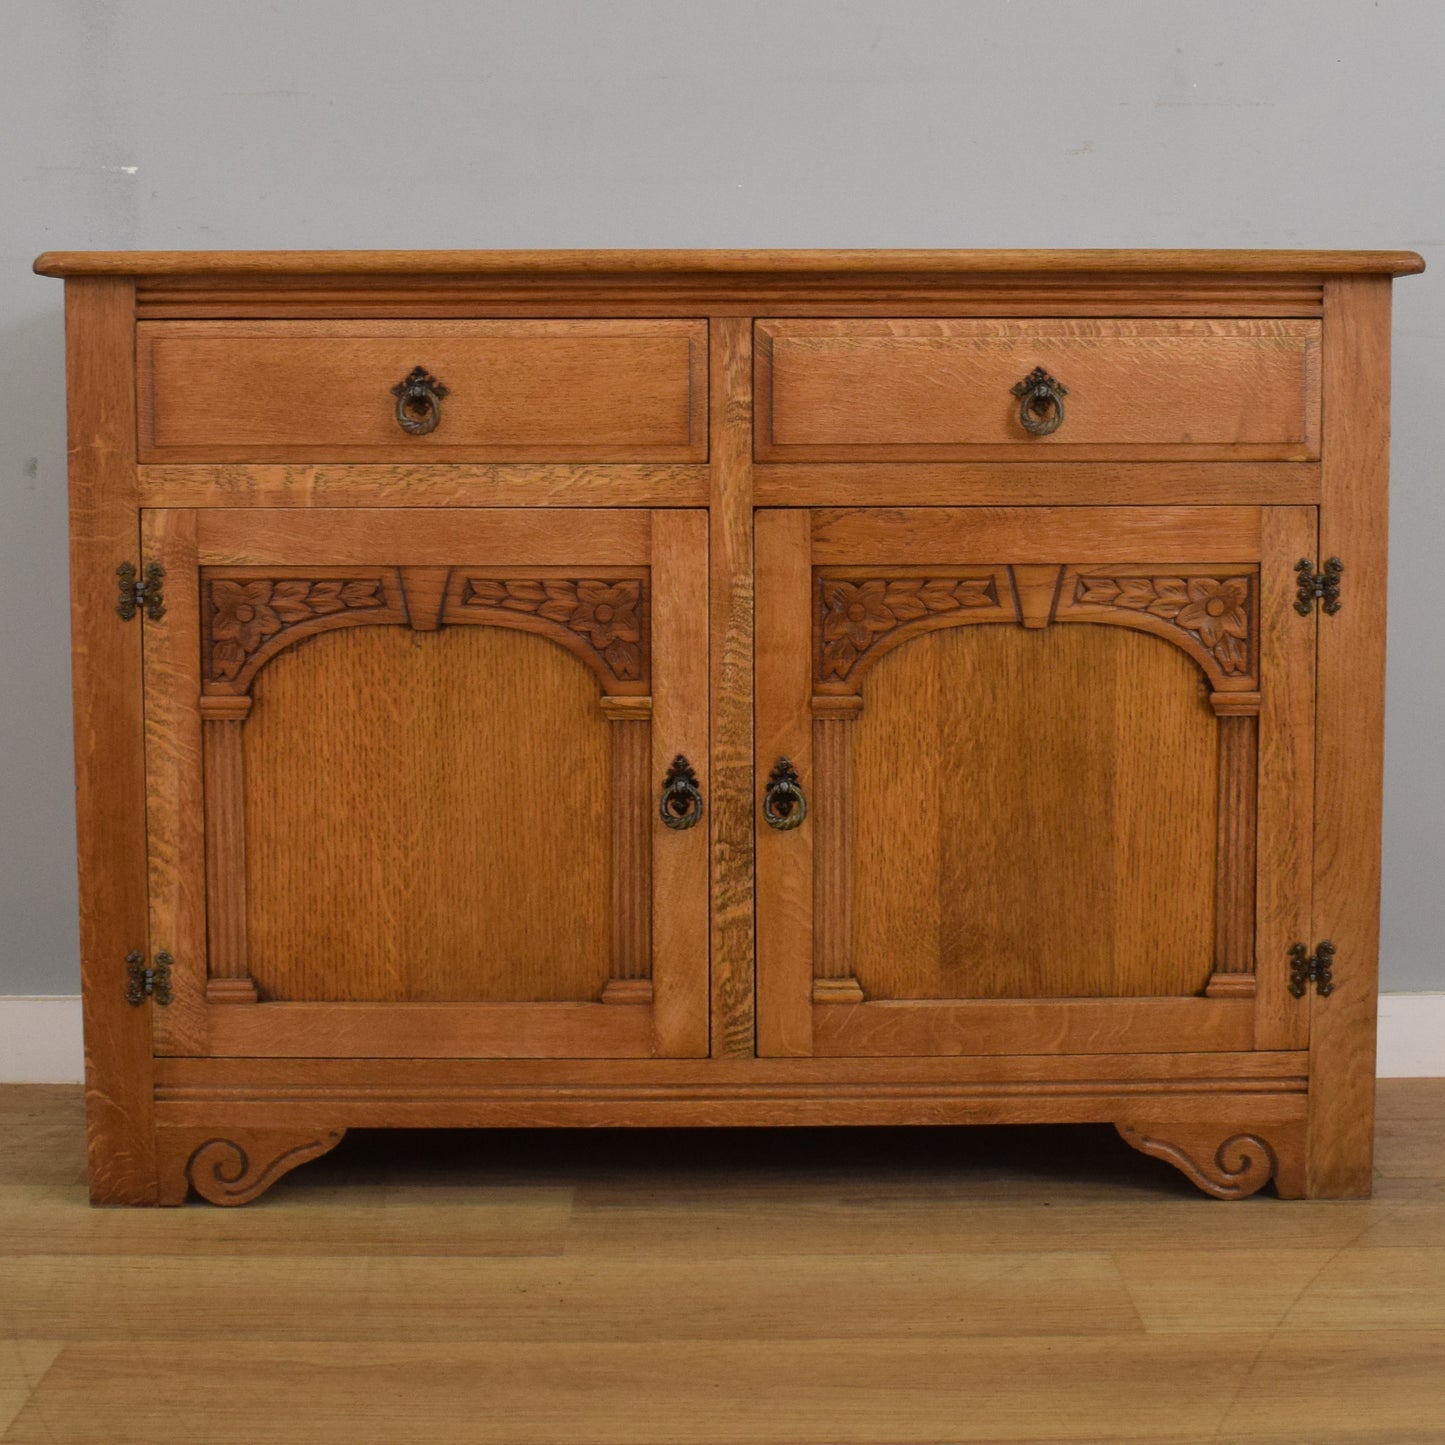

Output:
xmin=1010 ymin=366 xmax=1067 ymax=436
xmin=391 ymin=366 xmax=448 ymax=436
xmin=762 ymin=757 xmax=807 ymax=831
xmin=659 ymin=754 xmax=703 ymax=831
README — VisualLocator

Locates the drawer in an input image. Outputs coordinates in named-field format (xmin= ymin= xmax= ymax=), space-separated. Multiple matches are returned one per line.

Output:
xmin=755 ymin=319 xmax=1320 ymax=461
xmin=138 ymin=320 xmax=708 ymax=462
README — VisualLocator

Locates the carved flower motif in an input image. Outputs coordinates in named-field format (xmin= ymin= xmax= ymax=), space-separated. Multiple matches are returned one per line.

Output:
xmin=820 ymin=577 xmax=997 ymax=680
xmin=564 ymin=581 xmax=642 ymax=650
xmin=208 ymin=578 xmax=383 ymax=682
xmin=1075 ymin=573 xmax=1252 ymax=678
xmin=210 ymin=581 xmax=282 ymax=680
xmin=1177 ymin=577 xmax=1251 ymax=650
xmin=823 ymin=581 xmax=895 ymax=651
xmin=464 ymin=577 xmax=644 ymax=681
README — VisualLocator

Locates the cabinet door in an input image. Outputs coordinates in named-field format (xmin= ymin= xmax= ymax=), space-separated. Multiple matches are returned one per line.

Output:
xmin=756 ymin=506 xmax=1314 ymax=1058
xmin=143 ymin=508 xmax=708 ymax=1059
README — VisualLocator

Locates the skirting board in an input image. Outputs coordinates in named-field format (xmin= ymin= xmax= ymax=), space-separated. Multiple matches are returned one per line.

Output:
xmin=2 ymin=993 xmax=1443 ymax=1083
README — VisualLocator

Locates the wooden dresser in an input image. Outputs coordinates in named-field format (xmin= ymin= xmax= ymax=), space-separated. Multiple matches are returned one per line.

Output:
xmin=35 ymin=248 xmax=1422 ymax=1205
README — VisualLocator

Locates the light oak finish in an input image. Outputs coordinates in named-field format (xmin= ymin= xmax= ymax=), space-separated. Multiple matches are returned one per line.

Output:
xmin=35 ymin=247 xmax=1427 ymax=274
xmin=4 ymin=1081 xmax=1445 ymax=1443
xmin=848 ymin=625 xmax=1218 ymax=1001
xmin=63 ymin=279 xmax=156 ymax=1204
xmin=137 ymin=463 xmax=710 ymax=509
xmin=756 ymin=318 xmax=1321 ymax=461
xmin=242 ymin=625 xmax=614 ymax=1003
xmin=138 ymin=320 xmax=707 ymax=463
xmin=43 ymin=249 xmax=1417 ymax=1204
xmin=1309 ymin=277 xmax=1393 ymax=1196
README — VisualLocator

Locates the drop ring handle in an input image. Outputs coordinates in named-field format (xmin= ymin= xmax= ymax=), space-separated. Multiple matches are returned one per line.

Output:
xmin=762 ymin=757 xmax=807 ymax=831
xmin=1011 ymin=366 xmax=1067 ymax=437
xmin=659 ymin=755 xmax=703 ymax=831
xmin=392 ymin=366 xmax=448 ymax=436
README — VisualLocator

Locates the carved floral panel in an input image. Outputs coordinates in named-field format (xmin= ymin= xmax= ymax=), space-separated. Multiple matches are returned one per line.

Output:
xmin=458 ymin=577 xmax=646 ymax=684
xmin=814 ymin=564 xmax=1258 ymax=691
xmin=818 ymin=576 xmax=1005 ymax=682
xmin=203 ymin=568 xmax=650 ymax=694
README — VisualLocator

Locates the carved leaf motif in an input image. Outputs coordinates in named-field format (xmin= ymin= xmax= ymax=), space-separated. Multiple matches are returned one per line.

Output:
xmin=1078 ymin=578 xmax=1121 ymax=605
xmin=461 ymin=576 xmax=647 ymax=684
xmin=818 ymin=576 xmax=1000 ymax=681
xmin=207 ymin=577 xmax=386 ymax=683
xmin=1074 ymin=572 xmax=1254 ymax=680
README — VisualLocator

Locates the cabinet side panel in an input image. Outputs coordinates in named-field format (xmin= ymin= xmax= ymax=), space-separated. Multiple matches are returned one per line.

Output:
xmin=709 ymin=319 xmax=755 ymax=1055
xmin=65 ymin=278 xmax=157 ymax=1203
xmin=1309 ymin=277 xmax=1392 ymax=1196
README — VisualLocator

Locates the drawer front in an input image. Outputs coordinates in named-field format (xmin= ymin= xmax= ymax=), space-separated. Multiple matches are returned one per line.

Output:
xmin=138 ymin=320 xmax=708 ymax=462
xmin=756 ymin=319 xmax=1320 ymax=461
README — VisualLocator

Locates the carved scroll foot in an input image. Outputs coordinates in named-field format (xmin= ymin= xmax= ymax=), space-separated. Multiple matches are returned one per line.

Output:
xmin=157 ymin=1127 xmax=346 ymax=1206
xmin=1115 ymin=1121 xmax=1304 ymax=1200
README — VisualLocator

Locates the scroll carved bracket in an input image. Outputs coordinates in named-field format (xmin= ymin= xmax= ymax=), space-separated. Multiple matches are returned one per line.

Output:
xmin=1115 ymin=1122 xmax=1291 ymax=1200
xmin=158 ymin=1128 xmax=347 ymax=1207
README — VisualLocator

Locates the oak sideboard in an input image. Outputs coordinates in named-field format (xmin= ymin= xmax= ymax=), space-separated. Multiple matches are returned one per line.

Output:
xmin=34 ymin=248 xmax=1422 ymax=1205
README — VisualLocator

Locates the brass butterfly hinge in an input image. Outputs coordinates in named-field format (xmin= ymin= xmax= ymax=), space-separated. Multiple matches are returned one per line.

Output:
xmin=124 ymin=950 xmax=173 ymax=1007
xmin=1294 ymin=557 xmax=1342 ymax=616
xmin=1288 ymin=941 xmax=1336 ymax=998
xmin=116 ymin=562 xmax=166 ymax=622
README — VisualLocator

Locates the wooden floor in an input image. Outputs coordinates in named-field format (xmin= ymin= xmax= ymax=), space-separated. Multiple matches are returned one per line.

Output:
xmin=2 ymin=1083 xmax=1444 ymax=1443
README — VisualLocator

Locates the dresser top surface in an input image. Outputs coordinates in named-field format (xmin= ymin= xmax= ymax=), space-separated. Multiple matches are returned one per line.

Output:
xmin=33 ymin=247 xmax=1425 ymax=278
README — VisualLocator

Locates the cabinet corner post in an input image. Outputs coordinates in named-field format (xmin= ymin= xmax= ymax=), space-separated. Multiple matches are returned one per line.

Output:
xmin=65 ymin=275 xmax=158 ymax=1203
xmin=1308 ymin=274 xmax=1393 ymax=1196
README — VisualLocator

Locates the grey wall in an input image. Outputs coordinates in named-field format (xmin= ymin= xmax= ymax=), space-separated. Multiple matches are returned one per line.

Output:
xmin=2 ymin=0 xmax=1441 ymax=993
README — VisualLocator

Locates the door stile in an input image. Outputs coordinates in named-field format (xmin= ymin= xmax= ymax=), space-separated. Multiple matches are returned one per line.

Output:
xmin=141 ymin=508 xmax=208 ymax=1055
xmin=1253 ymin=507 xmax=1318 ymax=1050
xmin=649 ymin=509 xmax=710 ymax=1057
xmin=755 ymin=510 xmax=814 ymax=1056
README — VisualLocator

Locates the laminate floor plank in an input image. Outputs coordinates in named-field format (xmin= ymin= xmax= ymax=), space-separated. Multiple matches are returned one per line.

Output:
xmin=5 ymin=1084 xmax=1445 ymax=1443
xmin=0 ymin=1337 xmax=1276 ymax=1444
xmin=0 ymin=1342 xmax=62 ymax=1438
xmin=0 ymin=1181 xmax=574 ymax=1258
xmin=0 ymin=1250 xmax=1141 ymax=1342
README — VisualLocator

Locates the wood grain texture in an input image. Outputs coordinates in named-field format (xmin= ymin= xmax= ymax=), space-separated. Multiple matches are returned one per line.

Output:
xmin=242 ymin=624 xmax=613 ymax=1006
xmin=138 ymin=463 xmax=709 ymax=509
xmin=1211 ymin=715 xmax=1258 ymax=981
xmin=811 ymin=505 xmax=1262 ymax=564
xmin=137 ymin=320 xmax=706 ymax=463
xmin=34 ymin=246 xmax=1427 ymax=275
xmin=811 ymin=715 xmax=855 ymax=985
xmin=1309 ymin=277 xmax=1393 ymax=1196
xmin=140 ymin=508 xmax=207 ymax=1053
xmin=754 ymin=510 xmax=814 ymax=1057
xmin=1253 ymin=507 xmax=1317 ymax=1052
xmin=607 ymin=719 xmax=651 ymax=983
xmin=757 ymin=318 xmax=1321 ymax=461
xmin=753 ymin=461 xmax=1321 ymax=507
xmin=194 ymin=507 xmax=650 ymax=566
xmin=647 ymin=511 xmax=710 ymax=1058
xmin=150 ymin=1050 xmax=1307 ymax=1095
xmin=849 ymin=625 xmax=1218 ymax=1002
xmin=203 ymin=1002 xmax=654 ymax=1060
xmin=201 ymin=713 xmax=254 ymax=998
xmin=708 ymin=318 xmax=755 ymax=1056
xmin=63 ymin=278 xmax=156 ymax=1204
xmin=812 ymin=999 xmax=1254 ymax=1058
